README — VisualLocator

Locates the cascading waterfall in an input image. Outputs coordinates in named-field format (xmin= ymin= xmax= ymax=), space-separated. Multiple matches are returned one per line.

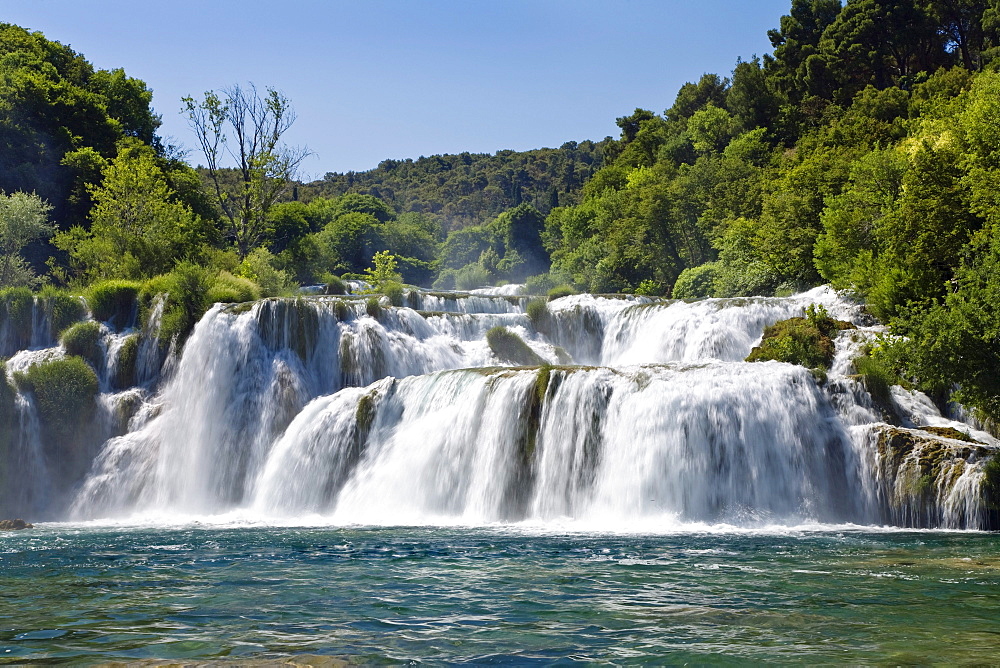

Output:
xmin=2 ymin=285 xmax=996 ymax=528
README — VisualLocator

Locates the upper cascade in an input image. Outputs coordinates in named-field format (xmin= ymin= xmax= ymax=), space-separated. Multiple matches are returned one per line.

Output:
xmin=3 ymin=285 xmax=996 ymax=529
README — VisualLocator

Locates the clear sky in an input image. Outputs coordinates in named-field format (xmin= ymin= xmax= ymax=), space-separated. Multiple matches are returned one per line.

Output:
xmin=3 ymin=0 xmax=791 ymax=177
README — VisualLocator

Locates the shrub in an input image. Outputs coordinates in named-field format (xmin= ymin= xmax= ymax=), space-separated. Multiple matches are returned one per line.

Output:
xmin=432 ymin=269 xmax=457 ymax=291
xmin=141 ymin=262 xmax=211 ymax=345
xmin=486 ymin=326 xmax=546 ymax=366
xmin=366 ymin=296 xmax=382 ymax=318
xmin=237 ymin=247 xmax=297 ymax=297
xmin=61 ymin=321 xmax=103 ymax=368
xmin=454 ymin=263 xmax=490 ymax=291
xmin=526 ymin=298 xmax=551 ymax=334
xmin=746 ymin=317 xmax=836 ymax=369
xmin=382 ymin=281 xmax=404 ymax=307
xmin=0 ymin=287 xmax=34 ymax=347
xmin=38 ymin=285 xmax=86 ymax=337
xmin=672 ymin=262 xmax=721 ymax=300
xmin=88 ymin=280 xmax=141 ymax=327
xmin=524 ymin=274 xmax=556 ymax=296
xmin=206 ymin=271 xmax=261 ymax=304
xmin=547 ymin=284 xmax=577 ymax=301
xmin=323 ymin=274 xmax=347 ymax=296
xmin=14 ymin=357 xmax=98 ymax=444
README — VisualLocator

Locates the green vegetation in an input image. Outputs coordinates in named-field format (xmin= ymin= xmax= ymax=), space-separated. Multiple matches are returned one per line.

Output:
xmin=0 ymin=287 xmax=34 ymax=350
xmin=486 ymin=326 xmax=546 ymax=366
xmin=547 ymin=284 xmax=576 ymax=301
xmin=113 ymin=334 xmax=139 ymax=389
xmin=38 ymin=286 xmax=86 ymax=337
xmin=60 ymin=321 xmax=102 ymax=368
xmin=87 ymin=280 xmax=140 ymax=327
xmin=13 ymin=356 xmax=98 ymax=445
xmin=746 ymin=305 xmax=853 ymax=369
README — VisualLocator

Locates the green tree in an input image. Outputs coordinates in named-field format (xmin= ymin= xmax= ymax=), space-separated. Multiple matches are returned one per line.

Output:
xmin=0 ymin=191 xmax=54 ymax=287
xmin=54 ymin=142 xmax=207 ymax=279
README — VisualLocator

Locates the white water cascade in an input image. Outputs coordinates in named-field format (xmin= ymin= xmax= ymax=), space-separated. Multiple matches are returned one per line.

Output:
xmin=3 ymin=286 xmax=996 ymax=528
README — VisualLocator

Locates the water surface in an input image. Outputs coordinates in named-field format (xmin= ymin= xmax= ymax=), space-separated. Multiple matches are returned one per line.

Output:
xmin=2 ymin=524 xmax=998 ymax=663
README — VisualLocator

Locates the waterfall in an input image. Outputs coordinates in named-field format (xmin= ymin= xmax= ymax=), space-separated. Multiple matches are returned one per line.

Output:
xmin=0 ymin=285 xmax=993 ymax=528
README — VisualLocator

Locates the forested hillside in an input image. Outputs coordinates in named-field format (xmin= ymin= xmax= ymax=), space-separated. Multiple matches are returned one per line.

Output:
xmin=299 ymin=140 xmax=612 ymax=231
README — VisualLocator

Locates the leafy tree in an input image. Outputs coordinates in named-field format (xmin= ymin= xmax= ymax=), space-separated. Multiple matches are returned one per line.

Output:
xmin=54 ymin=142 xmax=207 ymax=280
xmin=184 ymin=83 xmax=309 ymax=258
xmin=0 ymin=191 xmax=54 ymax=287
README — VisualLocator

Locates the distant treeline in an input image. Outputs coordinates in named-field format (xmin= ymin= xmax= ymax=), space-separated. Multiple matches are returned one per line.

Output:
xmin=298 ymin=140 xmax=613 ymax=232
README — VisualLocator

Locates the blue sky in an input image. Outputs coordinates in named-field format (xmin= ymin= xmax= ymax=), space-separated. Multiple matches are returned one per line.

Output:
xmin=3 ymin=0 xmax=790 ymax=177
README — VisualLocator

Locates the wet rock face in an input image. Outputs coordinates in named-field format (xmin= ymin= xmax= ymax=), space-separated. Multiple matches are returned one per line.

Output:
xmin=0 ymin=519 xmax=33 ymax=530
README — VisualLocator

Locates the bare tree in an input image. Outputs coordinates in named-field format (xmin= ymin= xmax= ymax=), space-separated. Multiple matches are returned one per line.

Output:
xmin=183 ymin=84 xmax=310 ymax=258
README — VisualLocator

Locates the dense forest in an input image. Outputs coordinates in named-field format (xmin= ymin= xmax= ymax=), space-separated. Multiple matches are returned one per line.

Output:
xmin=2 ymin=0 xmax=1000 ymax=424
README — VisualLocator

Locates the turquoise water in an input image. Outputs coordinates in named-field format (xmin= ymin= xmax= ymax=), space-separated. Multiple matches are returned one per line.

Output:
xmin=2 ymin=524 xmax=999 ymax=663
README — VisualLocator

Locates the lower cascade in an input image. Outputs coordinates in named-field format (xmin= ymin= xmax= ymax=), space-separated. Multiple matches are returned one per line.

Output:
xmin=3 ymin=286 xmax=997 ymax=529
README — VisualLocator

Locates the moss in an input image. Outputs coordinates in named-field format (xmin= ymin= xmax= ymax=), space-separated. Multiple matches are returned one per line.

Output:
xmin=366 ymin=296 xmax=382 ymax=318
xmin=88 ymin=280 xmax=141 ymax=327
xmin=982 ymin=457 xmax=1000 ymax=513
xmin=526 ymin=298 xmax=551 ymax=334
xmin=745 ymin=311 xmax=853 ymax=370
xmin=61 ymin=321 xmax=102 ymax=368
xmin=113 ymin=334 xmax=140 ymax=390
xmin=37 ymin=286 xmax=86 ymax=337
xmin=140 ymin=263 xmax=212 ymax=347
xmin=356 ymin=392 xmax=377 ymax=435
xmin=535 ymin=364 xmax=552 ymax=406
xmin=14 ymin=357 xmax=98 ymax=446
xmin=547 ymin=284 xmax=577 ymax=301
xmin=486 ymin=326 xmax=546 ymax=366
xmin=919 ymin=426 xmax=981 ymax=443
xmin=0 ymin=287 xmax=34 ymax=348
xmin=256 ymin=298 xmax=320 ymax=362
xmin=334 ymin=299 xmax=351 ymax=321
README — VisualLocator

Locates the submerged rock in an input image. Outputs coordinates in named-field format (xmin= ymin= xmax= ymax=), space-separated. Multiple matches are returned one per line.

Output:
xmin=0 ymin=519 xmax=33 ymax=530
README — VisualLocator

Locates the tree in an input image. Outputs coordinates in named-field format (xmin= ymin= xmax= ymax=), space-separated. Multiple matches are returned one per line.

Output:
xmin=0 ymin=191 xmax=54 ymax=287
xmin=183 ymin=84 xmax=309 ymax=259
xmin=53 ymin=142 xmax=207 ymax=280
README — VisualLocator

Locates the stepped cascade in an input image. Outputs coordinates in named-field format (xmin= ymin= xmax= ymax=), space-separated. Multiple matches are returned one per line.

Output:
xmin=2 ymin=286 xmax=996 ymax=529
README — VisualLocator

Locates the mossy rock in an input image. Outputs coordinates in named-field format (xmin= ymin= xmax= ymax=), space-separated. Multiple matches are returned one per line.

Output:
xmin=486 ymin=326 xmax=546 ymax=366
xmin=746 ymin=312 xmax=854 ymax=370
xmin=113 ymin=334 xmax=140 ymax=390
xmin=14 ymin=357 xmax=98 ymax=447
xmin=918 ymin=426 xmax=982 ymax=443
xmin=61 ymin=321 xmax=103 ymax=369
xmin=0 ymin=361 xmax=17 ymax=462
xmin=88 ymin=280 xmax=141 ymax=328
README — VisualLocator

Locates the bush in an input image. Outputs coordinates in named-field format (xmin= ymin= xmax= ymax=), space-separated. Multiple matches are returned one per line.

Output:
xmin=206 ymin=271 xmax=261 ymax=304
xmin=88 ymin=280 xmax=141 ymax=327
xmin=237 ymin=247 xmax=297 ymax=297
xmin=547 ymin=284 xmax=577 ymax=301
xmin=14 ymin=357 xmax=98 ymax=444
xmin=141 ymin=262 xmax=212 ymax=345
xmin=454 ymin=263 xmax=490 ymax=291
xmin=0 ymin=287 xmax=34 ymax=347
xmin=322 ymin=274 xmax=348 ymax=296
xmin=365 ymin=296 xmax=382 ymax=318
xmin=672 ymin=262 xmax=721 ymax=300
xmin=526 ymin=298 xmax=551 ymax=334
xmin=61 ymin=321 xmax=102 ymax=368
xmin=38 ymin=285 xmax=86 ymax=337
xmin=486 ymin=326 xmax=545 ymax=366
xmin=524 ymin=273 xmax=557 ymax=296
xmin=382 ymin=281 xmax=404 ymax=307
xmin=746 ymin=317 xmax=837 ymax=369
xmin=432 ymin=269 xmax=457 ymax=291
